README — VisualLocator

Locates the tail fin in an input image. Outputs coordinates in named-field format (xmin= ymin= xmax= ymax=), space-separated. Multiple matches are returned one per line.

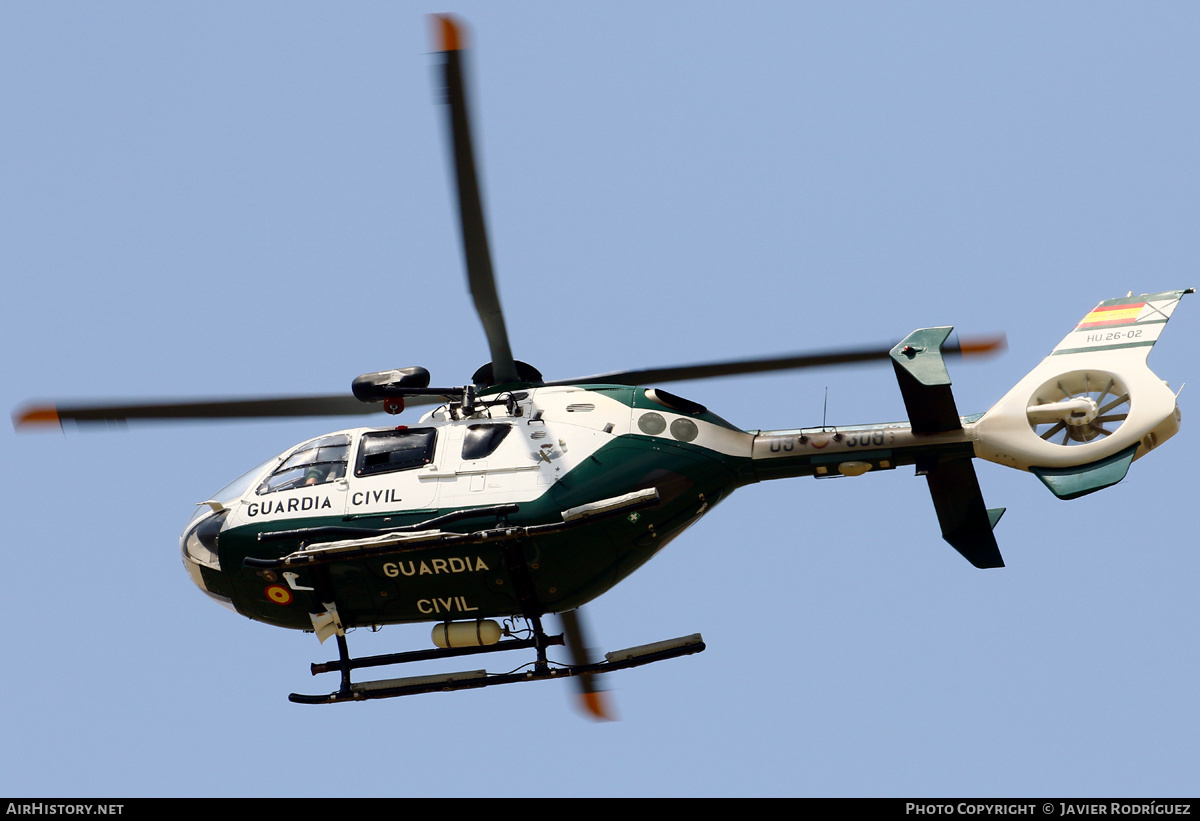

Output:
xmin=889 ymin=327 xmax=1006 ymax=568
xmin=972 ymin=289 xmax=1192 ymax=499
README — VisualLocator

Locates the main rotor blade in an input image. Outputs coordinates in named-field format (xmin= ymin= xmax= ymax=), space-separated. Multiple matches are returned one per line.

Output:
xmin=13 ymin=393 xmax=447 ymax=429
xmin=560 ymin=608 xmax=614 ymax=721
xmin=542 ymin=334 xmax=1006 ymax=388
xmin=433 ymin=15 xmax=518 ymax=385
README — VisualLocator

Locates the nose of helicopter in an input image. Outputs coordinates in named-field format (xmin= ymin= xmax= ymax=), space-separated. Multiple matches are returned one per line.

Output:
xmin=180 ymin=508 xmax=236 ymax=611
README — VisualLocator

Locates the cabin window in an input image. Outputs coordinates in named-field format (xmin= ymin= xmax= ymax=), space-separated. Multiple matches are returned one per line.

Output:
xmin=461 ymin=424 xmax=512 ymax=460
xmin=356 ymin=428 xmax=437 ymax=477
xmin=257 ymin=434 xmax=351 ymax=495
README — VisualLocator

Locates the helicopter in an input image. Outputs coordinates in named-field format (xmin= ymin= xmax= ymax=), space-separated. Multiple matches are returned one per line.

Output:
xmin=13 ymin=15 xmax=1191 ymax=718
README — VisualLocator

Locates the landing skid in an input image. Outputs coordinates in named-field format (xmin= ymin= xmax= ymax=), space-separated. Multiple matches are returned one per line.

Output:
xmin=289 ymin=620 xmax=705 ymax=705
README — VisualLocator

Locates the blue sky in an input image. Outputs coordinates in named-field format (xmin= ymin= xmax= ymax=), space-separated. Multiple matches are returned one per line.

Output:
xmin=3 ymin=2 xmax=1198 ymax=797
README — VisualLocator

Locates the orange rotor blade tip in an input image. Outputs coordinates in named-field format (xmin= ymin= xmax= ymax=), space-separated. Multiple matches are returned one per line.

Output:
xmin=579 ymin=691 xmax=616 ymax=722
xmin=13 ymin=405 xmax=62 ymax=430
xmin=959 ymin=333 xmax=1007 ymax=357
xmin=431 ymin=14 xmax=466 ymax=52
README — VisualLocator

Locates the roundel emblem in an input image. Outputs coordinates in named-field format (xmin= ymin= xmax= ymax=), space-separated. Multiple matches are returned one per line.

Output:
xmin=265 ymin=584 xmax=293 ymax=605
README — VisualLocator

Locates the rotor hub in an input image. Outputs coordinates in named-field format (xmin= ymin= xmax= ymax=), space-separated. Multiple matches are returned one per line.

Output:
xmin=1026 ymin=370 xmax=1130 ymax=446
xmin=1063 ymin=397 xmax=1098 ymax=427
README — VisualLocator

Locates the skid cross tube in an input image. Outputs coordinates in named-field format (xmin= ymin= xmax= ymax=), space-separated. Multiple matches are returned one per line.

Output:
xmin=309 ymin=633 xmax=561 ymax=676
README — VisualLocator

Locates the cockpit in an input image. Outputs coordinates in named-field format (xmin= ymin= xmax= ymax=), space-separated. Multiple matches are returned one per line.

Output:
xmin=179 ymin=432 xmax=355 ymax=606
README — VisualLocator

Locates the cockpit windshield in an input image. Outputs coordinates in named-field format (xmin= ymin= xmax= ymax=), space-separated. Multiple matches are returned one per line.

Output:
xmin=186 ymin=454 xmax=278 ymax=528
xmin=257 ymin=433 xmax=351 ymax=495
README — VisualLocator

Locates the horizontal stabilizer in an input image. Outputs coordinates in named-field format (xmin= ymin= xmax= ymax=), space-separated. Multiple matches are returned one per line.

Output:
xmin=924 ymin=457 xmax=1005 ymax=568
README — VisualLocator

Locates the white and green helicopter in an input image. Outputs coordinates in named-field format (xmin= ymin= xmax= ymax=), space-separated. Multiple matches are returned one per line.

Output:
xmin=15 ymin=16 xmax=1191 ymax=717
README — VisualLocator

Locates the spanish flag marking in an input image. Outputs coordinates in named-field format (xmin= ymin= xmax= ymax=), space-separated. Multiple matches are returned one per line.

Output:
xmin=1077 ymin=303 xmax=1145 ymax=329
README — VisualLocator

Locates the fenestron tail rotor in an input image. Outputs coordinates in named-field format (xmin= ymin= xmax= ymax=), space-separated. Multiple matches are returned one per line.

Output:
xmin=1026 ymin=370 xmax=1131 ymax=446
